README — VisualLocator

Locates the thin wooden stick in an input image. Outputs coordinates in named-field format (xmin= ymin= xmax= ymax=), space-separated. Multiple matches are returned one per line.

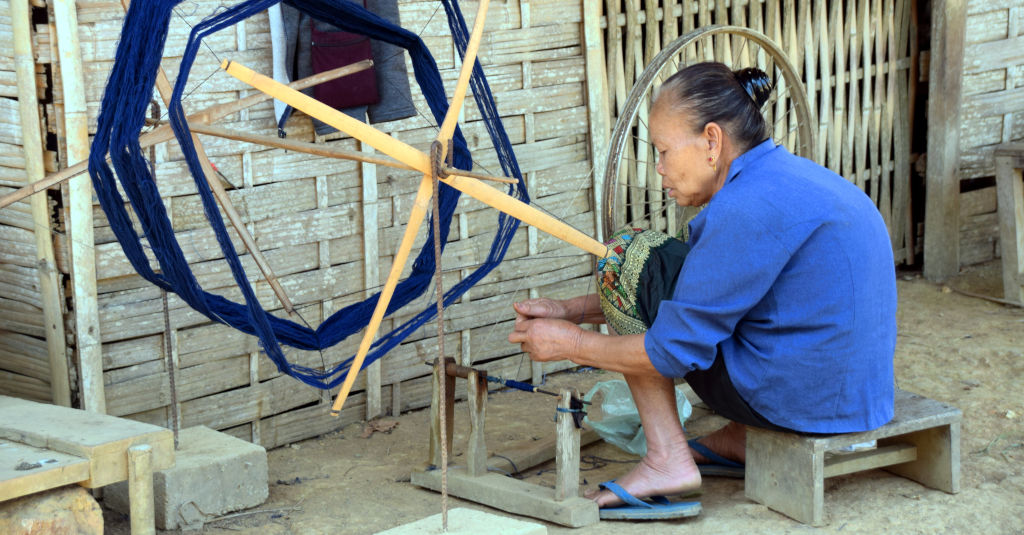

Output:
xmin=135 ymin=28 xmax=295 ymax=315
xmin=0 ymin=61 xmax=373 ymax=211
xmin=188 ymin=124 xmax=516 ymax=184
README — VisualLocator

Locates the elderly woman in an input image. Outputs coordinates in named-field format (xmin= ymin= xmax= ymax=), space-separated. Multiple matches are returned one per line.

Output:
xmin=508 ymin=62 xmax=897 ymax=516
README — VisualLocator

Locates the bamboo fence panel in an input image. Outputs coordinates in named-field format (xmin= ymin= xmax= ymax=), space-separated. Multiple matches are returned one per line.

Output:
xmin=0 ymin=0 xmax=598 ymax=447
xmin=956 ymin=1 xmax=1024 ymax=266
xmin=595 ymin=0 xmax=916 ymax=264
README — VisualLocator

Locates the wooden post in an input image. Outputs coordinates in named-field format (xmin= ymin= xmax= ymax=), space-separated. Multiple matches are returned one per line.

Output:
xmin=923 ymin=0 xmax=966 ymax=281
xmin=362 ymin=140 xmax=383 ymax=420
xmin=554 ymin=388 xmax=581 ymax=501
xmin=12 ymin=0 xmax=71 ymax=406
xmin=127 ymin=444 xmax=155 ymax=535
xmin=994 ymin=145 xmax=1024 ymax=305
xmin=466 ymin=370 xmax=488 ymax=477
xmin=428 ymin=357 xmax=456 ymax=468
xmin=52 ymin=0 xmax=105 ymax=413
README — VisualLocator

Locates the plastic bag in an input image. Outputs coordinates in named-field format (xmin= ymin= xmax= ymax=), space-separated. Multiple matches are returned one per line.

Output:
xmin=583 ymin=379 xmax=692 ymax=456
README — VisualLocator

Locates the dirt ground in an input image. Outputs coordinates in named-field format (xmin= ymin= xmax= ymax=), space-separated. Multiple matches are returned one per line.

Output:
xmin=104 ymin=260 xmax=1024 ymax=534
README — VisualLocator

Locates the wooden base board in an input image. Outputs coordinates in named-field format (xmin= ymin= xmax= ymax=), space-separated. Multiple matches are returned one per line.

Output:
xmin=411 ymin=468 xmax=599 ymax=528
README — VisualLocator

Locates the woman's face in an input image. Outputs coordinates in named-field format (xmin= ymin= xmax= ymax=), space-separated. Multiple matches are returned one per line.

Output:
xmin=650 ymin=98 xmax=724 ymax=207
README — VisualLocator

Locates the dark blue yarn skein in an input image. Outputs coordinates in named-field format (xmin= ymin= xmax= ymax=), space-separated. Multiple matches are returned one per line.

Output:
xmin=87 ymin=0 xmax=527 ymax=389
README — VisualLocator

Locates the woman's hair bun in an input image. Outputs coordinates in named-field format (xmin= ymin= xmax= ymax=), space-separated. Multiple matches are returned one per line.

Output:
xmin=733 ymin=67 xmax=773 ymax=109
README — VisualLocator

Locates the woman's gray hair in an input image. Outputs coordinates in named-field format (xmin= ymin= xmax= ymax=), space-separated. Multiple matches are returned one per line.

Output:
xmin=655 ymin=62 xmax=773 ymax=152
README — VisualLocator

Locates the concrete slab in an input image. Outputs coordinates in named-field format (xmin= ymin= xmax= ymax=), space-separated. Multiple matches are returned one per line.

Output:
xmin=104 ymin=426 xmax=268 ymax=530
xmin=375 ymin=508 xmax=548 ymax=535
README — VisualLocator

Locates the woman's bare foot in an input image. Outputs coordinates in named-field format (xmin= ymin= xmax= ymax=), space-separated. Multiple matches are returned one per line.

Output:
xmin=584 ymin=438 xmax=702 ymax=507
xmin=690 ymin=421 xmax=746 ymax=464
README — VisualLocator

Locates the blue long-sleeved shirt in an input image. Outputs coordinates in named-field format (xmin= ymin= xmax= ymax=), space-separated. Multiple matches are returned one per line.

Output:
xmin=644 ymin=140 xmax=896 ymax=433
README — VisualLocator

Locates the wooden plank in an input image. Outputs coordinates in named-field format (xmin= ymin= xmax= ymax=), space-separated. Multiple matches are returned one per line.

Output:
xmin=0 ymin=395 xmax=173 ymax=488
xmin=411 ymin=468 xmax=599 ymax=528
xmin=0 ymin=439 xmax=90 ymax=502
xmin=924 ymin=0 xmax=968 ymax=281
xmin=823 ymin=443 xmax=917 ymax=478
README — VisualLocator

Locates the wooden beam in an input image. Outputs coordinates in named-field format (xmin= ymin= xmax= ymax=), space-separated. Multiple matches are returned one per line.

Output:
xmin=923 ymin=0 xmax=967 ymax=281
xmin=12 ymin=0 xmax=70 ymax=406
xmin=411 ymin=468 xmax=599 ymax=528
xmin=53 ymin=0 xmax=104 ymax=414
xmin=583 ymin=0 xmax=611 ymax=243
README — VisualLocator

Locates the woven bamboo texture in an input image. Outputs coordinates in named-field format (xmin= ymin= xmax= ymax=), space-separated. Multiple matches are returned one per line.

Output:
xmin=594 ymin=0 xmax=916 ymax=264
xmin=956 ymin=1 xmax=1024 ymax=265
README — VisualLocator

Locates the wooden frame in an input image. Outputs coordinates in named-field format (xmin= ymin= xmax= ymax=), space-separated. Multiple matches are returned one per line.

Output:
xmin=410 ymin=360 xmax=599 ymax=528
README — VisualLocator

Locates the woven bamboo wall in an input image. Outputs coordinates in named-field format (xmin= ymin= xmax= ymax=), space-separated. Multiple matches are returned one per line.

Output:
xmin=0 ymin=0 xmax=68 ymax=405
xmin=956 ymin=1 xmax=1023 ymax=265
xmin=0 ymin=0 xmax=599 ymax=448
xmin=594 ymin=0 xmax=916 ymax=264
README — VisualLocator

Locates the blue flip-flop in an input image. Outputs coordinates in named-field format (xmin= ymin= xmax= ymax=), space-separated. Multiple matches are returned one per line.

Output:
xmin=688 ymin=438 xmax=745 ymax=478
xmin=597 ymin=481 xmax=702 ymax=520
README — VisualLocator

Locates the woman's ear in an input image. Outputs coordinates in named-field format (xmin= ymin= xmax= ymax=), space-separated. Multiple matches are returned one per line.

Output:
xmin=704 ymin=122 xmax=723 ymax=152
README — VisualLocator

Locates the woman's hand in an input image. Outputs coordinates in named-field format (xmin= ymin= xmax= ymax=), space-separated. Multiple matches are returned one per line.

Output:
xmin=513 ymin=298 xmax=575 ymax=324
xmin=508 ymin=317 xmax=583 ymax=363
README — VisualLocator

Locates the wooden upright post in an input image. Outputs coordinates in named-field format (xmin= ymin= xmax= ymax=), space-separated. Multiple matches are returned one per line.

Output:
xmin=554 ymin=388 xmax=581 ymax=501
xmin=923 ymin=0 xmax=967 ymax=281
xmin=466 ymin=370 xmax=488 ymax=477
xmin=127 ymin=444 xmax=155 ymax=535
xmin=583 ymin=1 xmax=611 ymax=243
xmin=428 ymin=357 xmax=456 ymax=468
xmin=52 ymin=0 xmax=105 ymax=413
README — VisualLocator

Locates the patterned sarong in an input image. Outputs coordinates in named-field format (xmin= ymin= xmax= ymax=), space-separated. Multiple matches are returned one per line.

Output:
xmin=597 ymin=228 xmax=690 ymax=335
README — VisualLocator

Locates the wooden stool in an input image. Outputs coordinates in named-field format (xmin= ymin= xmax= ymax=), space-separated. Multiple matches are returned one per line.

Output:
xmin=995 ymin=143 xmax=1024 ymax=305
xmin=744 ymin=390 xmax=961 ymax=526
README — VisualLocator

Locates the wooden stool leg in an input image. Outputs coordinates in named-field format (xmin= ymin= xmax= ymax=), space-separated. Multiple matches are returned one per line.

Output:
xmin=881 ymin=422 xmax=961 ymax=494
xmin=745 ymin=428 xmax=825 ymax=526
xmin=127 ymin=444 xmax=155 ymax=535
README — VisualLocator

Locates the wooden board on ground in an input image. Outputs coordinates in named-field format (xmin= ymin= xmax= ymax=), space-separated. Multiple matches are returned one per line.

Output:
xmin=0 ymin=395 xmax=174 ymax=488
xmin=411 ymin=467 xmax=599 ymax=528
